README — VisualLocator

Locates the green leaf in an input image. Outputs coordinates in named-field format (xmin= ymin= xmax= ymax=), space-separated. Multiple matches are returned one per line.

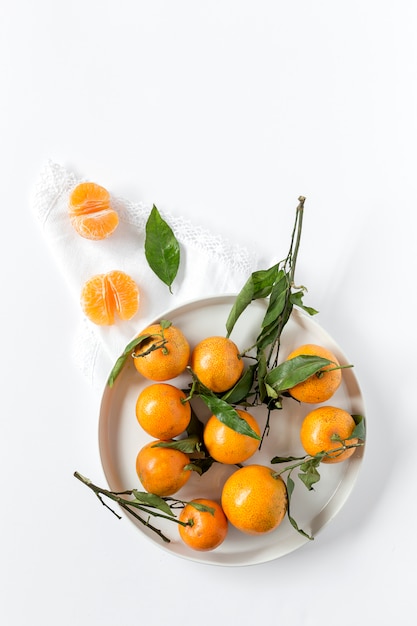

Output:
xmin=286 ymin=474 xmax=295 ymax=499
xmin=188 ymin=501 xmax=215 ymax=515
xmin=287 ymin=513 xmax=314 ymax=540
xmin=298 ymin=464 xmax=321 ymax=491
xmin=131 ymin=490 xmax=175 ymax=517
xmin=225 ymin=263 xmax=280 ymax=336
xmin=145 ymin=205 xmax=180 ymax=292
xmin=271 ymin=454 xmax=307 ymax=464
xmin=199 ymin=393 xmax=260 ymax=440
xmin=260 ymin=271 xmax=289 ymax=328
xmin=265 ymin=355 xmax=334 ymax=394
xmin=184 ymin=408 xmax=205 ymax=440
xmin=255 ymin=300 xmax=294 ymax=352
xmin=257 ymin=350 xmax=268 ymax=402
xmin=264 ymin=382 xmax=278 ymax=399
xmin=153 ymin=435 xmax=202 ymax=455
xmin=285 ymin=475 xmax=313 ymax=540
xmin=351 ymin=415 xmax=366 ymax=440
xmin=107 ymin=334 xmax=153 ymax=387
xmin=290 ymin=290 xmax=318 ymax=316
xmin=184 ymin=457 xmax=215 ymax=475
xmin=221 ymin=365 xmax=256 ymax=405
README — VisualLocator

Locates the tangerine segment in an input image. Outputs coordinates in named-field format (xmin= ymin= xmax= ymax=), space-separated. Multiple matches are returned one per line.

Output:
xmin=285 ymin=344 xmax=342 ymax=404
xmin=133 ymin=323 xmax=190 ymax=381
xmin=178 ymin=499 xmax=228 ymax=552
xmin=221 ymin=465 xmax=288 ymax=535
xmin=135 ymin=440 xmax=191 ymax=496
xmin=203 ymin=410 xmax=261 ymax=465
xmin=69 ymin=182 xmax=119 ymax=240
xmin=190 ymin=336 xmax=244 ymax=393
xmin=81 ymin=270 xmax=139 ymax=325
xmin=300 ymin=405 xmax=358 ymax=464
xmin=135 ymin=383 xmax=191 ymax=440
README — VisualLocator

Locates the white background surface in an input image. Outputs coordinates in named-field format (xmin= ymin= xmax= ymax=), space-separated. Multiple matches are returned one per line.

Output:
xmin=1 ymin=1 xmax=415 ymax=624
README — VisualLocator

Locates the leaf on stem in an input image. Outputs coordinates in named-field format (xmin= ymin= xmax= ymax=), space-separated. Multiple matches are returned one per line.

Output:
xmin=260 ymin=270 xmax=289 ymax=329
xmin=145 ymin=205 xmax=180 ymax=292
xmin=107 ymin=333 xmax=156 ymax=387
xmin=184 ymin=457 xmax=216 ymax=475
xmin=199 ymin=393 xmax=261 ymax=440
xmin=107 ymin=336 xmax=147 ymax=387
xmin=264 ymin=355 xmax=333 ymax=395
xmin=153 ymin=435 xmax=203 ymax=455
xmin=290 ymin=290 xmax=318 ymax=316
xmin=225 ymin=263 xmax=280 ymax=337
xmin=298 ymin=458 xmax=322 ymax=491
xmin=131 ymin=490 xmax=175 ymax=517
xmin=351 ymin=415 xmax=366 ymax=440
xmin=285 ymin=475 xmax=313 ymax=540
xmin=271 ymin=454 xmax=308 ymax=464
xmin=189 ymin=501 xmax=215 ymax=515
xmin=221 ymin=365 xmax=256 ymax=405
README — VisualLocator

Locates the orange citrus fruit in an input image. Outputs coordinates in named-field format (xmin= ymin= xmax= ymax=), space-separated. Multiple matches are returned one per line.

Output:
xmin=203 ymin=409 xmax=261 ymax=464
xmin=133 ymin=323 xmax=190 ymax=381
xmin=80 ymin=270 xmax=139 ymax=325
xmin=300 ymin=405 xmax=358 ymax=464
xmin=221 ymin=464 xmax=288 ymax=535
xmin=178 ymin=498 xmax=228 ymax=551
xmin=285 ymin=344 xmax=342 ymax=403
xmin=190 ymin=336 xmax=244 ymax=393
xmin=135 ymin=383 xmax=191 ymax=440
xmin=69 ymin=182 xmax=119 ymax=240
xmin=135 ymin=440 xmax=192 ymax=496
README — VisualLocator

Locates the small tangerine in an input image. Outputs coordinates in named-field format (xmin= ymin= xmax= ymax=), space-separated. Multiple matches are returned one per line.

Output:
xmin=135 ymin=440 xmax=192 ymax=496
xmin=178 ymin=498 xmax=228 ymax=551
xmin=190 ymin=336 xmax=244 ymax=393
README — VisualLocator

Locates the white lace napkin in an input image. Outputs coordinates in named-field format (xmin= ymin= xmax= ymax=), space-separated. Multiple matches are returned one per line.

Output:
xmin=31 ymin=161 xmax=267 ymax=389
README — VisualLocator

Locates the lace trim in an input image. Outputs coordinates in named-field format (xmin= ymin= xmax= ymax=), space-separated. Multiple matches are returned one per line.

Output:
xmin=32 ymin=160 xmax=257 ymax=276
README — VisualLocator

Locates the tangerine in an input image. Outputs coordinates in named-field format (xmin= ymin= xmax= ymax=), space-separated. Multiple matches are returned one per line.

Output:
xmin=81 ymin=270 xmax=139 ymax=325
xmin=285 ymin=344 xmax=342 ymax=403
xmin=178 ymin=498 xmax=228 ymax=551
xmin=69 ymin=182 xmax=119 ymax=240
xmin=135 ymin=440 xmax=192 ymax=496
xmin=203 ymin=409 xmax=260 ymax=464
xmin=135 ymin=383 xmax=191 ymax=440
xmin=133 ymin=322 xmax=190 ymax=381
xmin=221 ymin=464 xmax=288 ymax=535
xmin=190 ymin=336 xmax=244 ymax=393
xmin=300 ymin=405 xmax=358 ymax=464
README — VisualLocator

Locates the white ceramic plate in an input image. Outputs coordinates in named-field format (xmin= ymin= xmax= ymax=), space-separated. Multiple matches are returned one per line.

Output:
xmin=99 ymin=295 xmax=366 ymax=566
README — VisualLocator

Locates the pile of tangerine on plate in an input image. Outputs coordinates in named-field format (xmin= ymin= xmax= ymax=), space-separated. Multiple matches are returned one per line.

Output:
xmin=131 ymin=321 xmax=358 ymax=552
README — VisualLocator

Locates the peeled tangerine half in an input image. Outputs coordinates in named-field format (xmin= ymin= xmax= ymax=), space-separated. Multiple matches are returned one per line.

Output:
xmin=81 ymin=270 xmax=139 ymax=325
xmin=69 ymin=182 xmax=119 ymax=240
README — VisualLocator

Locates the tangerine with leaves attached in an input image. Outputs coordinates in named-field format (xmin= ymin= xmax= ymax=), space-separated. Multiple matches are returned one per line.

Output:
xmin=203 ymin=409 xmax=260 ymax=465
xmin=221 ymin=464 xmax=288 ymax=535
xmin=135 ymin=440 xmax=192 ymax=496
xmin=285 ymin=344 xmax=342 ymax=403
xmin=190 ymin=336 xmax=244 ymax=393
xmin=300 ymin=405 xmax=358 ymax=464
xmin=133 ymin=322 xmax=190 ymax=381
xmin=135 ymin=383 xmax=191 ymax=440
xmin=178 ymin=498 xmax=228 ymax=551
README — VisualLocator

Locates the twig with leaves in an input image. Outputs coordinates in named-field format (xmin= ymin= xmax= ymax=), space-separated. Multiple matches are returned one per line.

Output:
xmin=74 ymin=471 xmax=213 ymax=543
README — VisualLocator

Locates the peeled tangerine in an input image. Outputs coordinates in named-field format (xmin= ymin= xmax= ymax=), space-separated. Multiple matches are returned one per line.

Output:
xmin=81 ymin=270 xmax=139 ymax=325
xmin=69 ymin=181 xmax=119 ymax=240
